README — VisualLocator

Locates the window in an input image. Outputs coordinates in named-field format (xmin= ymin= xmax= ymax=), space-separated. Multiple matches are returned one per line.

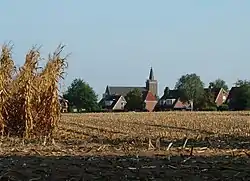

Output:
xmin=166 ymin=99 xmax=173 ymax=105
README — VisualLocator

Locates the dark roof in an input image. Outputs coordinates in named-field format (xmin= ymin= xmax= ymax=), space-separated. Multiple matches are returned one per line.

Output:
xmin=226 ymin=87 xmax=240 ymax=101
xmin=149 ymin=67 xmax=154 ymax=80
xmin=107 ymin=86 xmax=146 ymax=97
xmin=157 ymin=89 xmax=181 ymax=109
xmin=160 ymin=89 xmax=180 ymax=100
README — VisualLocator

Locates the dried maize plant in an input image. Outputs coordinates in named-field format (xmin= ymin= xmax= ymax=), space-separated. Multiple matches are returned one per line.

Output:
xmin=1 ymin=44 xmax=68 ymax=139
xmin=34 ymin=44 xmax=68 ymax=138
xmin=5 ymin=47 xmax=40 ymax=138
xmin=0 ymin=43 xmax=16 ymax=136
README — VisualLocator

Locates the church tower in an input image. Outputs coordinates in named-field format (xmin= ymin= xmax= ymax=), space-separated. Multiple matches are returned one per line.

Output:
xmin=146 ymin=67 xmax=158 ymax=98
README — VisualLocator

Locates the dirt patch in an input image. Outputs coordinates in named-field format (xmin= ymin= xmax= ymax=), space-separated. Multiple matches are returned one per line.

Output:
xmin=0 ymin=155 xmax=250 ymax=181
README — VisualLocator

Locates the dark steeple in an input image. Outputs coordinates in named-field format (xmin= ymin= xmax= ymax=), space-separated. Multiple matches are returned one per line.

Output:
xmin=146 ymin=67 xmax=158 ymax=97
xmin=149 ymin=67 xmax=154 ymax=80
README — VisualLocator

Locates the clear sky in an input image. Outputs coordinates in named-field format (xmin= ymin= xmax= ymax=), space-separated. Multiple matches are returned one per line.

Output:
xmin=1 ymin=1 xmax=250 ymax=99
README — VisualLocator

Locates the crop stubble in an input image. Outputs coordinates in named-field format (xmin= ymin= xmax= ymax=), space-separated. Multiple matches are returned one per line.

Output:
xmin=1 ymin=111 xmax=250 ymax=180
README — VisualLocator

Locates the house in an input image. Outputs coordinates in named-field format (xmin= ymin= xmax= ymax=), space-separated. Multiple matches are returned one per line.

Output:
xmin=99 ymin=90 xmax=158 ymax=112
xmin=59 ymin=96 xmax=69 ymax=113
xmin=204 ymin=87 xmax=228 ymax=106
xmin=99 ymin=94 xmax=127 ymax=112
xmin=155 ymin=87 xmax=228 ymax=111
xmin=100 ymin=67 xmax=158 ymax=112
xmin=155 ymin=89 xmax=193 ymax=111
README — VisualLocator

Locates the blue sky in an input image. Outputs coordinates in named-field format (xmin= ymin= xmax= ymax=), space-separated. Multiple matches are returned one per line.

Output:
xmin=1 ymin=1 xmax=250 ymax=99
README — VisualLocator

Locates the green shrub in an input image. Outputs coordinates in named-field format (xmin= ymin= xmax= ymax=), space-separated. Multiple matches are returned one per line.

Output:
xmin=202 ymin=106 xmax=217 ymax=111
xmin=218 ymin=104 xmax=229 ymax=111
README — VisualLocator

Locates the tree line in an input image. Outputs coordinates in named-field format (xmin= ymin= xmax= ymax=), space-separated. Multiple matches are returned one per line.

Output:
xmin=63 ymin=74 xmax=250 ymax=112
xmin=171 ymin=74 xmax=249 ymax=111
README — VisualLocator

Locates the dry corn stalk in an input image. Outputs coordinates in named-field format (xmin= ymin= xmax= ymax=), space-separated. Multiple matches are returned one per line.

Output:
xmin=0 ymin=43 xmax=68 ymax=139
xmin=0 ymin=43 xmax=15 ymax=137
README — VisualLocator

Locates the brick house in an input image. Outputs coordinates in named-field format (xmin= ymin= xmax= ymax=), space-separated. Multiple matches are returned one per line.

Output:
xmin=100 ymin=67 xmax=158 ymax=112
xmin=204 ymin=88 xmax=228 ymax=106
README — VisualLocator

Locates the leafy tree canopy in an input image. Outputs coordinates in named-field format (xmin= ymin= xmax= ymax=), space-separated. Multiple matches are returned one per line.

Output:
xmin=235 ymin=79 xmax=250 ymax=87
xmin=196 ymin=88 xmax=217 ymax=110
xmin=63 ymin=78 xmax=99 ymax=112
xmin=209 ymin=78 xmax=228 ymax=91
xmin=125 ymin=88 xmax=144 ymax=111
xmin=175 ymin=73 xmax=205 ymax=109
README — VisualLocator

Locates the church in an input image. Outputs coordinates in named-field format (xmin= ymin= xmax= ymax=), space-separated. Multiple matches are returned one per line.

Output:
xmin=99 ymin=67 xmax=158 ymax=112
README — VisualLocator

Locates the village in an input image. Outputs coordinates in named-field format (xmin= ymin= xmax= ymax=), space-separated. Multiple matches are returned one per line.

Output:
xmin=60 ymin=67 xmax=247 ymax=113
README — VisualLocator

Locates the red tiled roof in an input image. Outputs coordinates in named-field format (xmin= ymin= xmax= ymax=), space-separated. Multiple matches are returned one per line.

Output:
xmin=144 ymin=91 xmax=157 ymax=101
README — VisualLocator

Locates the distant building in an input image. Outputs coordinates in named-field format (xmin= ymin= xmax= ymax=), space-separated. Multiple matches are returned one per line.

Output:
xmin=99 ymin=94 xmax=127 ymax=111
xmin=155 ymin=89 xmax=193 ymax=111
xmin=204 ymin=87 xmax=228 ymax=107
xmin=99 ymin=67 xmax=158 ymax=112
xmin=59 ymin=96 xmax=69 ymax=113
xmin=155 ymin=87 xmax=228 ymax=111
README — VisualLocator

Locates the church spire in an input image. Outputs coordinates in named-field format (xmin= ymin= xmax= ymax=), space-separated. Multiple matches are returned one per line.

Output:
xmin=149 ymin=67 xmax=154 ymax=80
xmin=146 ymin=66 xmax=158 ymax=97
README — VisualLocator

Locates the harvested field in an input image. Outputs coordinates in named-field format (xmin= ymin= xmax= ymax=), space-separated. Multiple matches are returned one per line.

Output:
xmin=1 ymin=111 xmax=250 ymax=180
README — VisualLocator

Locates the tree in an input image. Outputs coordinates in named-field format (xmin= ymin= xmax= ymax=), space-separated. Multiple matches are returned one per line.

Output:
xmin=196 ymin=88 xmax=217 ymax=111
xmin=209 ymin=78 xmax=228 ymax=91
xmin=235 ymin=79 xmax=250 ymax=87
xmin=175 ymin=73 xmax=205 ymax=110
xmin=63 ymin=78 xmax=99 ymax=112
xmin=229 ymin=80 xmax=250 ymax=110
xmin=125 ymin=88 xmax=144 ymax=111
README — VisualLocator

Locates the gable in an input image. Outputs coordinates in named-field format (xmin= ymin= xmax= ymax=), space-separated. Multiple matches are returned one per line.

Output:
xmin=112 ymin=95 xmax=127 ymax=110
xmin=100 ymin=94 xmax=121 ymax=109
xmin=173 ymin=98 xmax=192 ymax=109
xmin=173 ymin=98 xmax=185 ymax=108
xmin=215 ymin=88 xmax=228 ymax=104
xmin=120 ymin=95 xmax=127 ymax=103
xmin=144 ymin=91 xmax=157 ymax=102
